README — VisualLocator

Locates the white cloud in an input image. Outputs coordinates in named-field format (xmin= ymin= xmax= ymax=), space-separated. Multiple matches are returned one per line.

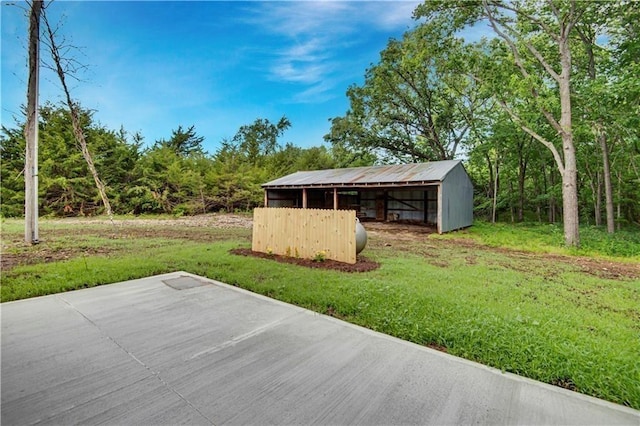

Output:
xmin=246 ymin=1 xmax=421 ymax=100
xmin=271 ymin=62 xmax=330 ymax=84
xmin=247 ymin=1 xmax=421 ymax=38
xmin=269 ymin=37 xmax=334 ymax=84
xmin=249 ymin=1 xmax=352 ymax=37
xmin=283 ymin=38 xmax=328 ymax=62
xmin=291 ymin=80 xmax=338 ymax=104
xmin=358 ymin=1 xmax=422 ymax=30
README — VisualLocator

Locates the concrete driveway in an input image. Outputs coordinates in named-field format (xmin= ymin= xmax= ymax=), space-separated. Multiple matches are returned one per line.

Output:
xmin=2 ymin=272 xmax=638 ymax=425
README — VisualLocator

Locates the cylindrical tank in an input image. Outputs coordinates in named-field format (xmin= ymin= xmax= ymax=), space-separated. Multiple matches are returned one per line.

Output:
xmin=355 ymin=217 xmax=367 ymax=254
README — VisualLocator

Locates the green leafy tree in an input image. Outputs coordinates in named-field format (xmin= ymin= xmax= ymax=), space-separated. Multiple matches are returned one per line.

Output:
xmin=323 ymin=117 xmax=377 ymax=167
xmin=607 ymin=1 xmax=640 ymax=227
xmin=326 ymin=27 xmax=489 ymax=162
xmin=267 ymin=143 xmax=336 ymax=178
xmin=38 ymin=105 xmax=96 ymax=215
xmin=154 ymin=125 xmax=205 ymax=157
xmin=1 ymin=103 xmax=143 ymax=216
xmin=209 ymin=141 xmax=264 ymax=212
xmin=0 ymin=126 xmax=27 ymax=217
xmin=232 ymin=116 xmax=291 ymax=166
xmin=416 ymin=0 xmax=589 ymax=246
xmin=131 ymin=146 xmax=182 ymax=213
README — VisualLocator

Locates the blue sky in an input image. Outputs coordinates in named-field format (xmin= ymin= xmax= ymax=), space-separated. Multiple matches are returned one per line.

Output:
xmin=2 ymin=1 xmax=424 ymax=154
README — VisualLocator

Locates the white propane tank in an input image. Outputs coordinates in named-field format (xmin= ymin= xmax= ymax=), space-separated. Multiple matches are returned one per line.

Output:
xmin=355 ymin=217 xmax=367 ymax=254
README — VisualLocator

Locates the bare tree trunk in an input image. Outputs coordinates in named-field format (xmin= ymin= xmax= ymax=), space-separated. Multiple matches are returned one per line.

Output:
xmin=597 ymin=128 xmax=615 ymax=233
xmin=24 ymin=0 xmax=43 ymax=244
xmin=509 ymin=181 xmax=515 ymax=223
xmin=586 ymin=160 xmax=600 ymax=226
xmin=548 ymin=167 xmax=557 ymax=224
xmin=492 ymin=155 xmax=499 ymax=223
xmin=485 ymin=152 xmax=494 ymax=221
xmin=70 ymin=108 xmax=113 ymax=217
xmin=558 ymin=31 xmax=580 ymax=247
xmin=543 ymin=166 xmax=550 ymax=222
xmin=576 ymin=23 xmax=615 ymax=234
xmin=42 ymin=13 xmax=113 ymax=218
xmin=616 ymin=171 xmax=622 ymax=231
xmin=517 ymin=153 xmax=527 ymax=223
xmin=534 ymin=172 xmax=542 ymax=223
xmin=200 ymin=187 xmax=206 ymax=214
xmin=594 ymin=171 xmax=602 ymax=227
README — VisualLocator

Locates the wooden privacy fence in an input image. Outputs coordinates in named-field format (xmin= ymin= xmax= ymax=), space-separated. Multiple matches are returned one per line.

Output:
xmin=252 ymin=208 xmax=357 ymax=264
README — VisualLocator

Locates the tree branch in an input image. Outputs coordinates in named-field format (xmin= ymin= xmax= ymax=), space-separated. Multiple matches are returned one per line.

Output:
xmin=523 ymin=40 xmax=560 ymax=82
xmin=490 ymin=0 xmax=558 ymax=41
xmin=483 ymin=0 xmax=560 ymax=83
xmin=495 ymin=97 xmax=565 ymax=174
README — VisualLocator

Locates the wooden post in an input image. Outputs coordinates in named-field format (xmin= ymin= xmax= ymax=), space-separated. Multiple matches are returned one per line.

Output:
xmin=264 ymin=190 xmax=268 ymax=207
xmin=302 ymin=188 xmax=308 ymax=208
xmin=333 ymin=188 xmax=338 ymax=210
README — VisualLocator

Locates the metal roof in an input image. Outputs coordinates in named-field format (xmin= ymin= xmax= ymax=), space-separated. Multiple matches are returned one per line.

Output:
xmin=262 ymin=160 xmax=463 ymax=188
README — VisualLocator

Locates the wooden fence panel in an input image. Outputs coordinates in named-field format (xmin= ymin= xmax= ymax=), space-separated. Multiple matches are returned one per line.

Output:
xmin=252 ymin=208 xmax=356 ymax=264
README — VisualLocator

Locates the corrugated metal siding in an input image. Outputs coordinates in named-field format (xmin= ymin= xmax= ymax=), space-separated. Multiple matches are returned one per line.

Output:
xmin=263 ymin=160 xmax=462 ymax=188
xmin=440 ymin=163 xmax=474 ymax=232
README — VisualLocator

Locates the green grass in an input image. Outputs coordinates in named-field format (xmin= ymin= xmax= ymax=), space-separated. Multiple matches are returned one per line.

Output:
xmin=1 ymin=217 xmax=639 ymax=409
xmin=439 ymin=220 xmax=640 ymax=259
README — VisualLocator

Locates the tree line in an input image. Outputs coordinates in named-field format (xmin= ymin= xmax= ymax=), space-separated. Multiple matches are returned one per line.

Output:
xmin=1 ymin=105 xmax=335 ymax=217
xmin=1 ymin=0 xmax=639 ymax=246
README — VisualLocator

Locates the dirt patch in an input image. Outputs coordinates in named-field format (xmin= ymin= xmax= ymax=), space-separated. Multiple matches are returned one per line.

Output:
xmin=44 ymin=213 xmax=254 ymax=229
xmin=551 ymin=377 xmax=579 ymax=392
xmin=426 ymin=342 xmax=448 ymax=353
xmin=109 ymin=227 xmax=251 ymax=244
xmin=1 ymin=214 xmax=253 ymax=272
xmin=364 ymin=221 xmax=437 ymax=245
xmin=3 ymin=215 xmax=638 ymax=280
xmin=555 ymin=255 xmax=640 ymax=280
xmin=465 ymin=255 xmax=477 ymax=265
xmin=1 ymin=246 xmax=114 ymax=271
xmin=230 ymin=248 xmax=380 ymax=273
xmin=368 ymin=224 xmax=640 ymax=280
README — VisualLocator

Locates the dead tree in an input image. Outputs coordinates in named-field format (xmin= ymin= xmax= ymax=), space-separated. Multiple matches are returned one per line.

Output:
xmin=41 ymin=10 xmax=113 ymax=218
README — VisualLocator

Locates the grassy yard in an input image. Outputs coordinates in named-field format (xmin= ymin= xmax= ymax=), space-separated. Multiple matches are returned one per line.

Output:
xmin=1 ymin=215 xmax=639 ymax=409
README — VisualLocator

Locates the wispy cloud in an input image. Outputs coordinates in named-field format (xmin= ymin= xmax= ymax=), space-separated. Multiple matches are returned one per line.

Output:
xmin=270 ymin=37 xmax=333 ymax=84
xmin=250 ymin=1 xmax=353 ymax=37
xmin=245 ymin=1 xmax=421 ymax=102
xmin=359 ymin=1 xmax=422 ymax=30
xmin=291 ymin=80 xmax=339 ymax=104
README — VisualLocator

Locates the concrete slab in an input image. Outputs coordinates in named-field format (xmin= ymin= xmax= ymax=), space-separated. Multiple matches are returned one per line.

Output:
xmin=2 ymin=271 xmax=638 ymax=425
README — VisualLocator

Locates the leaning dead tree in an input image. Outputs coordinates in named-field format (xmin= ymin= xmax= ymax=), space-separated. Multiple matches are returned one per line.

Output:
xmin=41 ymin=10 xmax=113 ymax=218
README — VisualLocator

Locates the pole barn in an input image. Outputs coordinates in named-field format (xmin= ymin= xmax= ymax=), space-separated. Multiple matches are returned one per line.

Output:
xmin=262 ymin=160 xmax=473 ymax=234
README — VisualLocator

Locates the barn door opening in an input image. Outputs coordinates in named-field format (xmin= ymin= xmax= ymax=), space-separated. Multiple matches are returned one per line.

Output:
xmin=375 ymin=193 xmax=386 ymax=220
xmin=425 ymin=188 xmax=438 ymax=225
